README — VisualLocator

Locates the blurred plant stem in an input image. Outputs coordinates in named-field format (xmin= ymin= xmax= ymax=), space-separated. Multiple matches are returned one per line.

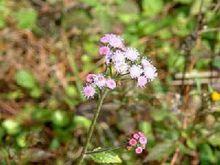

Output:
xmin=85 ymin=145 xmax=124 ymax=155
xmin=78 ymin=90 xmax=108 ymax=165
xmin=61 ymin=31 xmax=84 ymax=101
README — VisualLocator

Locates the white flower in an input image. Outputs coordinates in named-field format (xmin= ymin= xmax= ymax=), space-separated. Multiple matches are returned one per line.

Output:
xmin=129 ymin=65 xmax=143 ymax=79
xmin=143 ymin=65 xmax=157 ymax=81
xmin=106 ymin=79 xmax=116 ymax=89
xmin=141 ymin=58 xmax=152 ymax=67
xmin=114 ymin=62 xmax=129 ymax=74
xmin=108 ymin=34 xmax=124 ymax=49
xmin=94 ymin=74 xmax=106 ymax=88
xmin=125 ymin=47 xmax=140 ymax=61
xmin=112 ymin=50 xmax=125 ymax=64
xmin=137 ymin=76 xmax=148 ymax=88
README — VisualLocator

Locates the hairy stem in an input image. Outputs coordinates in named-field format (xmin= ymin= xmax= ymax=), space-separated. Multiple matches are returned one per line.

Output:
xmin=78 ymin=90 xmax=108 ymax=164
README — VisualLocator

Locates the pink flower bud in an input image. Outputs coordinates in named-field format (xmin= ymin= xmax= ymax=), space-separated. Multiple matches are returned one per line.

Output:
xmin=86 ymin=74 xmax=96 ymax=83
xmin=83 ymin=85 xmax=96 ymax=99
xmin=137 ymin=76 xmax=148 ymax=88
xmin=106 ymin=79 xmax=116 ymax=89
xmin=135 ymin=147 xmax=143 ymax=154
xmin=132 ymin=133 xmax=140 ymax=140
xmin=100 ymin=35 xmax=110 ymax=43
xmin=99 ymin=46 xmax=110 ymax=56
xmin=139 ymin=136 xmax=147 ymax=145
xmin=129 ymin=138 xmax=137 ymax=146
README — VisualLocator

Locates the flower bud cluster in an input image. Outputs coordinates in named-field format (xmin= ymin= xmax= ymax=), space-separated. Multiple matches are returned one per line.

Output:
xmin=126 ymin=132 xmax=147 ymax=154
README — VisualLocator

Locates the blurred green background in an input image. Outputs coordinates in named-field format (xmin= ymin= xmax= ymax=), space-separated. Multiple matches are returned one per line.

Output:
xmin=0 ymin=0 xmax=220 ymax=164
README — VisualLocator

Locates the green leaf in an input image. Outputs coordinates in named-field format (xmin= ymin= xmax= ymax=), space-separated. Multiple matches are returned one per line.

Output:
xmin=2 ymin=119 xmax=21 ymax=135
xmin=150 ymin=109 xmax=168 ymax=121
xmin=15 ymin=8 xmax=37 ymax=29
xmin=51 ymin=110 xmax=70 ymax=127
xmin=73 ymin=116 xmax=91 ymax=129
xmin=138 ymin=121 xmax=152 ymax=135
xmin=143 ymin=0 xmax=164 ymax=17
xmin=199 ymin=144 xmax=216 ymax=164
xmin=16 ymin=133 xmax=27 ymax=148
xmin=186 ymin=139 xmax=196 ymax=150
xmin=89 ymin=148 xmax=122 ymax=164
xmin=208 ymin=133 xmax=220 ymax=147
xmin=213 ymin=57 xmax=220 ymax=69
xmin=15 ymin=70 xmax=37 ymax=89
xmin=146 ymin=141 xmax=175 ymax=161
xmin=65 ymin=85 xmax=78 ymax=97
xmin=30 ymin=87 xmax=42 ymax=98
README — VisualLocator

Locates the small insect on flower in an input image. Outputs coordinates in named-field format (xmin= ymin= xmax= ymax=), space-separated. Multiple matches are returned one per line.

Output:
xmin=106 ymin=79 xmax=116 ymax=89
xmin=99 ymin=46 xmax=110 ymax=56
xmin=83 ymin=85 xmax=96 ymax=99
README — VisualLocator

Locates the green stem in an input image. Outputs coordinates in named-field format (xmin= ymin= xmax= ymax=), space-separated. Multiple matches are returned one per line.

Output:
xmin=85 ymin=144 xmax=124 ymax=155
xmin=78 ymin=90 xmax=108 ymax=164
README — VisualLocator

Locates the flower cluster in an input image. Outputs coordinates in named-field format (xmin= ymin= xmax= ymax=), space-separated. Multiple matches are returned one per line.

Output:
xmin=126 ymin=132 xmax=147 ymax=154
xmin=99 ymin=34 xmax=157 ymax=88
xmin=83 ymin=34 xmax=157 ymax=99
xmin=83 ymin=74 xmax=116 ymax=99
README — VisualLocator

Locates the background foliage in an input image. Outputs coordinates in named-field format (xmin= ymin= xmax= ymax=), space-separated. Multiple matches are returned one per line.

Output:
xmin=0 ymin=0 xmax=219 ymax=164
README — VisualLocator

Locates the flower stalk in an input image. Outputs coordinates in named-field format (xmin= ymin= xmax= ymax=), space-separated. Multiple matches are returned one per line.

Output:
xmin=78 ymin=90 xmax=108 ymax=164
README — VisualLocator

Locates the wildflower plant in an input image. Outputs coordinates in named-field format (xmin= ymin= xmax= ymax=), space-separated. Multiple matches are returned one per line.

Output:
xmin=78 ymin=34 xmax=157 ymax=164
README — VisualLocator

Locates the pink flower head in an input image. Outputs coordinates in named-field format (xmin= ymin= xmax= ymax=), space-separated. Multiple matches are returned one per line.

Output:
xmin=129 ymin=138 xmax=137 ymax=146
xmin=139 ymin=136 xmax=147 ymax=145
xmin=137 ymin=76 xmax=148 ymax=88
xmin=83 ymin=85 xmax=96 ymax=99
xmin=135 ymin=147 xmax=143 ymax=154
xmin=133 ymin=133 xmax=140 ymax=140
xmin=126 ymin=131 xmax=147 ymax=154
xmin=144 ymin=65 xmax=157 ymax=81
xmin=99 ymin=46 xmax=110 ymax=56
xmin=100 ymin=34 xmax=111 ymax=43
xmin=106 ymin=79 xmax=116 ymax=89
xmin=86 ymin=74 xmax=96 ymax=83
xmin=108 ymin=34 xmax=124 ymax=49
xmin=101 ymin=34 xmax=124 ymax=49
xmin=125 ymin=47 xmax=140 ymax=61
xmin=129 ymin=65 xmax=143 ymax=79
xmin=94 ymin=74 xmax=106 ymax=89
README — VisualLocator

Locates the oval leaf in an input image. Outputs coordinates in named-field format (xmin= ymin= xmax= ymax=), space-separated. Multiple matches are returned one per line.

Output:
xmin=146 ymin=141 xmax=175 ymax=161
xmin=89 ymin=148 xmax=122 ymax=164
